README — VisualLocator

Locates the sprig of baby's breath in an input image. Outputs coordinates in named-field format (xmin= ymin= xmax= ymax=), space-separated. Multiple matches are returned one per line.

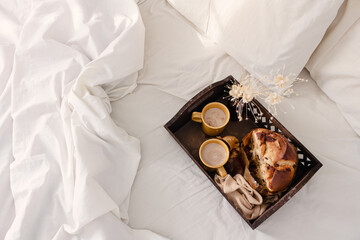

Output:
xmin=225 ymin=66 xmax=307 ymax=122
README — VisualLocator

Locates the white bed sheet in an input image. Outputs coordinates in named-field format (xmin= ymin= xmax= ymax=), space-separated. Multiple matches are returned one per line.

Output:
xmin=1 ymin=0 xmax=359 ymax=239
xmin=110 ymin=1 xmax=360 ymax=239
xmin=0 ymin=1 xmax=22 ymax=238
xmin=0 ymin=0 xmax=167 ymax=239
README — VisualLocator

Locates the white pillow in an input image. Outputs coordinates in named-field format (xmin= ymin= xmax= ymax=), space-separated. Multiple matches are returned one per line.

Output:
xmin=306 ymin=0 xmax=360 ymax=136
xmin=167 ymin=0 xmax=343 ymax=82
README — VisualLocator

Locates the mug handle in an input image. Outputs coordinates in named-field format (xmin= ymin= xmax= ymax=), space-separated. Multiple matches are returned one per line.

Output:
xmin=216 ymin=166 xmax=227 ymax=178
xmin=191 ymin=112 xmax=202 ymax=123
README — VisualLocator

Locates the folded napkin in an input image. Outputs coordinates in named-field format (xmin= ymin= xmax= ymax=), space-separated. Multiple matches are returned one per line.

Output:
xmin=214 ymin=174 xmax=268 ymax=220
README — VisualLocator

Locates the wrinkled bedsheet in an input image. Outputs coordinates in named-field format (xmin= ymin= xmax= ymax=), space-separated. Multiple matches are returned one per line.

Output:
xmin=1 ymin=0 xmax=360 ymax=239
xmin=0 ymin=0 xmax=166 ymax=239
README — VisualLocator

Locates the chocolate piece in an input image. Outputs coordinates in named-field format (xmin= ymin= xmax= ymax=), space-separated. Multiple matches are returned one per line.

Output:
xmin=266 ymin=136 xmax=276 ymax=142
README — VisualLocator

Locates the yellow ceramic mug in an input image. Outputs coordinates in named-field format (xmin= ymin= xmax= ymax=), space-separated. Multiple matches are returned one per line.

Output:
xmin=191 ymin=102 xmax=230 ymax=136
xmin=199 ymin=138 xmax=229 ymax=177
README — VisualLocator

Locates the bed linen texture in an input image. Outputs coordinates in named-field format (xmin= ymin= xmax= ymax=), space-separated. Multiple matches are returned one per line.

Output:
xmin=0 ymin=0 xmax=359 ymax=239
xmin=0 ymin=1 xmax=20 ymax=239
xmin=0 ymin=0 xmax=167 ymax=239
xmin=111 ymin=1 xmax=360 ymax=239
xmin=167 ymin=0 xmax=343 ymax=84
xmin=306 ymin=0 xmax=360 ymax=136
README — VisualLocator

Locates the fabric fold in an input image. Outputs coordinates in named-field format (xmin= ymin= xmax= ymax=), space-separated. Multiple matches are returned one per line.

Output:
xmin=215 ymin=174 xmax=267 ymax=220
xmin=6 ymin=0 xmax=167 ymax=239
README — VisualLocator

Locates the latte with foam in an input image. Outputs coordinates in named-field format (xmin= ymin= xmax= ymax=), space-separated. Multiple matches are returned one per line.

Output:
xmin=201 ymin=142 xmax=226 ymax=166
xmin=204 ymin=107 xmax=226 ymax=127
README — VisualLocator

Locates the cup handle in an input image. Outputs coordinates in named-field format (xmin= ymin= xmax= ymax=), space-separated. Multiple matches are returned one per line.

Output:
xmin=216 ymin=166 xmax=227 ymax=178
xmin=191 ymin=112 xmax=202 ymax=123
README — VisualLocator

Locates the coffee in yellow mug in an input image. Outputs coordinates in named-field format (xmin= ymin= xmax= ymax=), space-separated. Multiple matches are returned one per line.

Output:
xmin=191 ymin=102 xmax=230 ymax=136
xmin=199 ymin=138 xmax=229 ymax=177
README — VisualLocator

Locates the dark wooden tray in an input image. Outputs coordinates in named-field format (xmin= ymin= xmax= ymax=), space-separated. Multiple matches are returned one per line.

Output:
xmin=164 ymin=75 xmax=322 ymax=229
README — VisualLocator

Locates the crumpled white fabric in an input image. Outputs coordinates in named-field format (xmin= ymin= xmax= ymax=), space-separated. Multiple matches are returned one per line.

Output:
xmin=0 ymin=1 xmax=21 ymax=238
xmin=4 ymin=0 xmax=167 ymax=239
xmin=214 ymin=174 xmax=267 ymax=220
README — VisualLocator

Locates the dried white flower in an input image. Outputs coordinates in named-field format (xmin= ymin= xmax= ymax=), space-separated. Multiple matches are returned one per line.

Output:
xmin=273 ymin=74 xmax=289 ymax=88
xmin=284 ymin=88 xmax=294 ymax=95
xmin=265 ymin=92 xmax=282 ymax=105
xmin=240 ymin=85 xmax=255 ymax=103
xmin=224 ymin=66 xmax=307 ymax=122
xmin=229 ymin=84 xmax=242 ymax=99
